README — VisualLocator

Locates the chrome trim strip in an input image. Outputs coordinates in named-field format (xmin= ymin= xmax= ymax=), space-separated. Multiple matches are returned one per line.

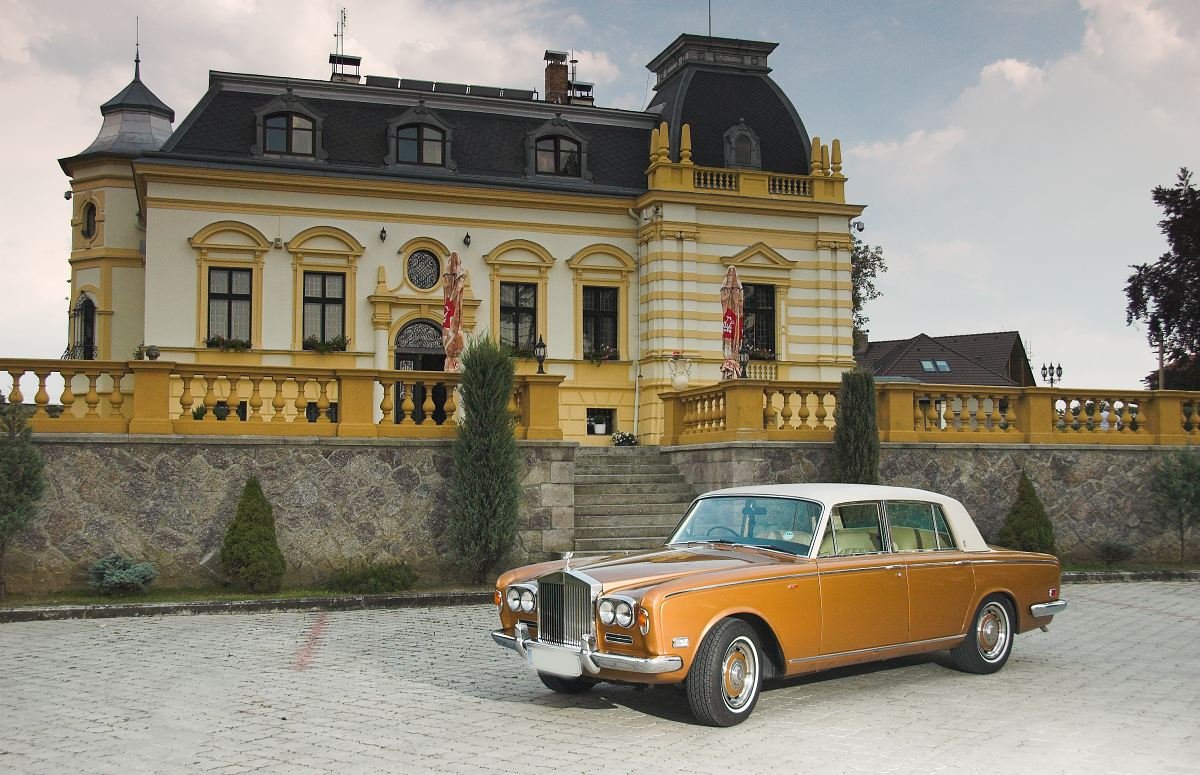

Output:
xmin=492 ymin=628 xmax=683 ymax=675
xmin=816 ymin=565 xmax=903 ymax=577
xmin=906 ymin=560 xmax=966 ymax=569
xmin=787 ymin=635 xmax=962 ymax=665
xmin=1030 ymin=600 xmax=1067 ymax=618
xmin=663 ymin=572 xmax=817 ymax=599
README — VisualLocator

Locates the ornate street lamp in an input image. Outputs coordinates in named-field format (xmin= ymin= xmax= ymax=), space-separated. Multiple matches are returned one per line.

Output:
xmin=534 ymin=335 xmax=547 ymax=375
xmin=738 ymin=341 xmax=750 ymax=379
xmin=1040 ymin=362 xmax=1063 ymax=387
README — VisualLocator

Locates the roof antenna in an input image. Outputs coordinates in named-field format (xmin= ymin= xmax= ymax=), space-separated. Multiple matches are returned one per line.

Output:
xmin=708 ymin=0 xmax=712 ymax=37
xmin=134 ymin=16 xmax=141 ymax=80
xmin=333 ymin=7 xmax=347 ymax=77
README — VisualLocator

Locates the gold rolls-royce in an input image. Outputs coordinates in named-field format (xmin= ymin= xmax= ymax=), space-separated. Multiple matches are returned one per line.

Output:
xmin=492 ymin=484 xmax=1065 ymax=726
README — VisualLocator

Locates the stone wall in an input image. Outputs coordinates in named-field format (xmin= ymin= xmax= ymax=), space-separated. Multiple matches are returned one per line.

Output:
xmin=8 ymin=435 xmax=575 ymax=594
xmin=663 ymin=442 xmax=1189 ymax=563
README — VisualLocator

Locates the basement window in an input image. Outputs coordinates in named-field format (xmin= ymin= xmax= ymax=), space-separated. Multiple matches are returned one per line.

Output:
xmin=587 ymin=408 xmax=614 ymax=436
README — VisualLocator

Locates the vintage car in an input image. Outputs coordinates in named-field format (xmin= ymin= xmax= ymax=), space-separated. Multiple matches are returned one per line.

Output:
xmin=492 ymin=483 xmax=1065 ymax=726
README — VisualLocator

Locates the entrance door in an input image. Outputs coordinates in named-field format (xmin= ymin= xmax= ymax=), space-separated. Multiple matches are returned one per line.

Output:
xmin=394 ymin=321 xmax=447 ymax=424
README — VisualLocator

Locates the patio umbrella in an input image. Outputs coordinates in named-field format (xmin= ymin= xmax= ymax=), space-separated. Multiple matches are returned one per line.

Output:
xmin=442 ymin=251 xmax=466 ymax=372
xmin=719 ymin=266 xmax=744 ymax=380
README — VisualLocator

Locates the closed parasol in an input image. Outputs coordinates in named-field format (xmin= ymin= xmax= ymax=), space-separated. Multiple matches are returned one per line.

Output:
xmin=719 ymin=266 xmax=744 ymax=379
xmin=442 ymin=251 xmax=466 ymax=372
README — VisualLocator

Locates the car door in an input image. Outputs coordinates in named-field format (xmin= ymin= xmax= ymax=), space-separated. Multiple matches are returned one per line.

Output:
xmin=885 ymin=501 xmax=976 ymax=642
xmin=816 ymin=501 xmax=909 ymax=654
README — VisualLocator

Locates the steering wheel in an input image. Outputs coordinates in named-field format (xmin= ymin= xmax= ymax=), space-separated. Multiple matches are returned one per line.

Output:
xmin=706 ymin=525 xmax=740 ymax=540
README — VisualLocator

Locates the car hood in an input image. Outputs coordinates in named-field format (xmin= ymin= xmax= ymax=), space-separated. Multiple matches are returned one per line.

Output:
xmin=571 ymin=545 xmax=785 ymax=593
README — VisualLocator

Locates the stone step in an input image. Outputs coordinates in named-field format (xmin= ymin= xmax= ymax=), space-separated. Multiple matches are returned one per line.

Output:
xmin=575 ymin=525 xmax=673 ymax=540
xmin=575 ymin=491 xmax=695 ymax=507
xmin=574 ymin=502 xmax=690 ymax=517
xmin=574 ymin=464 xmax=683 ymax=476
xmin=576 ymin=447 xmax=664 ymax=456
xmin=574 ymin=536 xmax=669 ymax=552
xmin=574 ymin=482 xmax=694 ymax=497
xmin=573 ymin=472 xmax=687 ymax=485
xmin=576 ymin=512 xmax=684 ymax=528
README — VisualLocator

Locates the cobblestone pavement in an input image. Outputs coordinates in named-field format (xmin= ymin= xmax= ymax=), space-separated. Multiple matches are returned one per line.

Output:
xmin=1 ymin=582 xmax=1197 ymax=774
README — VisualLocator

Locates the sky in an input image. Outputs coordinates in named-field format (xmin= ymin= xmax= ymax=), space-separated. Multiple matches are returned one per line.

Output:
xmin=1 ymin=0 xmax=1197 ymax=391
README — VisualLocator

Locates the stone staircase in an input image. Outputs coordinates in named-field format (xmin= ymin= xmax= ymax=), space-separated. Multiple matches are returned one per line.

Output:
xmin=573 ymin=447 xmax=696 ymax=556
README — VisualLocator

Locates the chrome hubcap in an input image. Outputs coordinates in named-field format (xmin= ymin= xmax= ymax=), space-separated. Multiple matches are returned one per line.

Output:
xmin=721 ymin=636 xmax=758 ymax=711
xmin=977 ymin=602 xmax=1010 ymax=662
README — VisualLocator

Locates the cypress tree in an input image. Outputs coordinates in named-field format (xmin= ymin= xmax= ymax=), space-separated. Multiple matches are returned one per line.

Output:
xmin=449 ymin=335 xmax=521 ymax=583
xmin=831 ymin=368 xmax=880 ymax=484
xmin=220 ymin=476 xmax=286 ymax=592
xmin=0 ymin=405 xmax=45 ymax=601
xmin=995 ymin=472 xmax=1057 ymax=555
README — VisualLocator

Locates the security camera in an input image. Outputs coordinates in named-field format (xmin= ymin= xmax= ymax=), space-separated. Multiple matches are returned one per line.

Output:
xmin=851 ymin=221 xmax=865 ymax=233
xmin=64 ymin=190 xmax=73 ymax=200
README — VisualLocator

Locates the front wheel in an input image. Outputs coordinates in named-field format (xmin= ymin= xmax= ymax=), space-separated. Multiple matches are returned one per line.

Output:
xmin=951 ymin=595 xmax=1014 ymax=674
xmin=686 ymin=618 xmax=763 ymax=727
xmin=538 ymin=672 xmax=597 ymax=694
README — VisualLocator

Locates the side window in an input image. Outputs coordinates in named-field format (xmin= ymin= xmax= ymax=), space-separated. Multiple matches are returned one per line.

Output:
xmin=818 ymin=502 xmax=884 ymax=557
xmin=885 ymin=501 xmax=957 ymax=551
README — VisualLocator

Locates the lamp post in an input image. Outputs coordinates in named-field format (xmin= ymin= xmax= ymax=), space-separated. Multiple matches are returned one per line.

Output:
xmin=1040 ymin=362 xmax=1063 ymax=387
xmin=1151 ymin=315 xmax=1166 ymax=390
xmin=738 ymin=341 xmax=750 ymax=379
xmin=534 ymin=335 xmax=547 ymax=375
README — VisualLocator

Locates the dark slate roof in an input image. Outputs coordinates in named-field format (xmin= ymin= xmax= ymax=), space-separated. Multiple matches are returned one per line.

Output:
xmin=859 ymin=333 xmax=1020 ymax=387
xmin=160 ymin=80 xmax=652 ymax=193
xmin=934 ymin=332 xmax=1034 ymax=386
xmin=101 ymin=73 xmax=175 ymax=121
xmin=60 ymin=64 xmax=175 ymax=174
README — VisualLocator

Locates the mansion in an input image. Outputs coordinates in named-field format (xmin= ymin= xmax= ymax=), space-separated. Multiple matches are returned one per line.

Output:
xmin=60 ymin=34 xmax=862 ymax=444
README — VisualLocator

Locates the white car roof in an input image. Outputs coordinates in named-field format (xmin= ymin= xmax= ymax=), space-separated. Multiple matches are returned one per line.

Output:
xmin=696 ymin=483 xmax=990 ymax=552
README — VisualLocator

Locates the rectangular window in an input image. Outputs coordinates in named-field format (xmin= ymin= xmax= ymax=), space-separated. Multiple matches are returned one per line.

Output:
xmin=935 ymin=360 xmax=951 ymax=372
xmin=582 ymin=286 xmax=618 ymax=357
xmin=499 ymin=281 xmax=537 ymax=350
xmin=818 ymin=502 xmax=884 ymax=556
xmin=885 ymin=501 xmax=956 ymax=551
xmin=302 ymin=271 xmax=345 ymax=345
xmin=208 ymin=267 xmax=252 ymax=341
xmin=743 ymin=283 xmax=776 ymax=356
xmin=920 ymin=360 xmax=936 ymax=372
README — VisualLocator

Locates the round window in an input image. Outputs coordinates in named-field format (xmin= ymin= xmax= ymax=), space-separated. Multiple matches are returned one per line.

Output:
xmin=407 ymin=250 xmax=441 ymax=290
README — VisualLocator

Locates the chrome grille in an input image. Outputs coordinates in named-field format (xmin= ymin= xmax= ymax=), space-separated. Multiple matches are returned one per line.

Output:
xmin=536 ymin=571 xmax=592 ymax=647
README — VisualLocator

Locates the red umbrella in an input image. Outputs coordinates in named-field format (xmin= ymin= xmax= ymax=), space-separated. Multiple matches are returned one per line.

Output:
xmin=442 ymin=252 xmax=466 ymax=372
xmin=719 ymin=266 xmax=744 ymax=380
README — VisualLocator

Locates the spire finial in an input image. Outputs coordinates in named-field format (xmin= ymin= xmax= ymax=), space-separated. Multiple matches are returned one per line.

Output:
xmin=134 ymin=16 xmax=141 ymax=81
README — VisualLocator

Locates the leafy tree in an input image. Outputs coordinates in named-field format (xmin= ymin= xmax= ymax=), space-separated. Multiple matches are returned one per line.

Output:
xmin=831 ymin=368 xmax=880 ymax=484
xmin=1126 ymin=169 xmax=1200 ymax=375
xmin=448 ymin=335 xmax=521 ymax=583
xmin=0 ymin=404 xmax=45 ymax=601
xmin=995 ymin=473 xmax=1056 ymax=555
xmin=1143 ymin=354 xmax=1200 ymax=391
xmin=220 ymin=476 xmax=286 ymax=592
xmin=1147 ymin=448 xmax=1200 ymax=564
xmin=851 ymin=235 xmax=887 ymax=332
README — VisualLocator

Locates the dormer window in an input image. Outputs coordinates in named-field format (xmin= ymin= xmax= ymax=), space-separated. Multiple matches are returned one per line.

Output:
xmin=536 ymin=136 xmax=580 ymax=176
xmin=525 ymin=114 xmax=592 ymax=182
xmin=265 ymin=113 xmax=314 ymax=156
xmin=396 ymin=124 xmax=445 ymax=166
xmin=723 ymin=120 xmax=762 ymax=169
xmin=251 ymin=89 xmax=328 ymax=162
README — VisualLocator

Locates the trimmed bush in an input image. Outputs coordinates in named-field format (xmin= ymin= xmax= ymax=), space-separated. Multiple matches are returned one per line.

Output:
xmin=220 ymin=476 xmax=286 ymax=592
xmin=1147 ymin=448 xmax=1200 ymax=563
xmin=1096 ymin=541 xmax=1135 ymax=567
xmin=995 ymin=473 xmax=1057 ymax=555
xmin=831 ymin=368 xmax=880 ymax=484
xmin=0 ymin=403 xmax=45 ymax=601
xmin=449 ymin=335 xmax=521 ymax=584
xmin=88 ymin=555 xmax=158 ymax=594
xmin=325 ymin=560 xmax=419 ymax=594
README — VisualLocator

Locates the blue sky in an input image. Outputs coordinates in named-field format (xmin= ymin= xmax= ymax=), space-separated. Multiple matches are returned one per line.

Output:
xmin=1 ymin=0 xmax=1196 ymax=390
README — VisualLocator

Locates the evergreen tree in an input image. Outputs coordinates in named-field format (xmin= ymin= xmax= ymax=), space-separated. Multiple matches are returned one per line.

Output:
xmin=995 ymin=473 xmax=1057 ymax=555
xmin=220 ymin=476 xmax=286 ymax=592
xmin=449 ymin=335 xmax=521 ymax=583
xmin=0 ymin=405 xmax=45 ymax=601
xmin=1147 ymin=448 xmax=1200 ymax=564
xmin=831 ymin=368 xmax=880 ymax=484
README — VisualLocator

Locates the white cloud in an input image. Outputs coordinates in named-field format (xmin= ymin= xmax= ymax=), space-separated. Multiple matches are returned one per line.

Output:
xmin=980 ymin=58 xmax=1045 ymax=89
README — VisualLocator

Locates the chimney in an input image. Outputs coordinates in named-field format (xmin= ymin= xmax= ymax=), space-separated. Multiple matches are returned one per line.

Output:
xmin=853 ymin=329 xmax=869 ymax=357
xmin=544 ymin=50 xmax=569 ymax=104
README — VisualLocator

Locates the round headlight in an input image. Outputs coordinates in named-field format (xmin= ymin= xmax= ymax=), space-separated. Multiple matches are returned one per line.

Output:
xmin=520 ymin=589 xmax=535 ymax=613
xmin=506 ymin=588 xmax=522 ymax=612
xmin=598 ymin=599 xmax=615 ymax=625
xmin=615 ymin=600 xmax=634 ymax=628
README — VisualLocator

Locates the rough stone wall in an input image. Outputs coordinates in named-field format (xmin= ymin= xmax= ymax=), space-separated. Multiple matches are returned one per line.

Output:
xmin=8 ymin=436 xmax=574 ymax=594
xmin=663 ymin=442 xmax=1190 ymax=563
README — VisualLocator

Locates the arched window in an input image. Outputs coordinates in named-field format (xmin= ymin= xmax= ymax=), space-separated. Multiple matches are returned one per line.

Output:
xmin=396 ymin=124 xmax=445 ymax=166
xmin=81 ymin=202 xmax=97 ymax=240
xmin=723 ymin=121 xmax=762 ymax=169
xmin=535 ymin=136 xmax=581 ymax=176
xmin=70 ymin=295 xmax=97 ymax=360
xmin=264 ymin=113 xmax=315 ymax=156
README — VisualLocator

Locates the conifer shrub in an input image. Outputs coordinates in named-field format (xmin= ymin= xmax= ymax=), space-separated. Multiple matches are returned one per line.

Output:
xmin=220 ymin=476 xmax=286 ymax=592
xmin=325 ymin=560 xmax=419 ymax=594
xmin=88 ymin=555 xmax=158 ymax=594
xmin=831 ymin=368 xmax=880 ymax=484
xmin=0 ymin=403 xmax=45 ymax=601
xmin=1096 ymin=541 xmax=1135 ymax=567
xmin=995 ymin=473 xmax=1057 ymax=555
xmin=448 ymin=335 xmax=521 ymax=584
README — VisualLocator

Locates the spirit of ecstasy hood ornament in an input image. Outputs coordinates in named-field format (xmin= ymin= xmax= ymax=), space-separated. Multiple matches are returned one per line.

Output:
xmin=562 ymin=551 xmax=573 ymax=570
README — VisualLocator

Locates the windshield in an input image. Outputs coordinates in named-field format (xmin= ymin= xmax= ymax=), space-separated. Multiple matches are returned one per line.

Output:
xmin=667 ymin=496 xmax=823 ymax=556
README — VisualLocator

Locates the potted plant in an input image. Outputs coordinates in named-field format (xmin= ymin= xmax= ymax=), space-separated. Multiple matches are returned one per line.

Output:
xmin=206 ymin=334 xmax=251 ymax=352
xmin=583 ymin=344 xmax=617 ymax=366
xmin=611 ymin=430 xmax=637 ymax=447
xmin=303 ymin=334 xmax=350 ymax=354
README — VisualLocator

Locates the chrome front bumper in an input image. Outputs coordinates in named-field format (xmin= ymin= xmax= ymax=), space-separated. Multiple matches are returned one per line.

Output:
xmin=1030 ymin=600 xmax=1067 ymax=618
xmin=491 ymin=623 xmax=683 ymax=677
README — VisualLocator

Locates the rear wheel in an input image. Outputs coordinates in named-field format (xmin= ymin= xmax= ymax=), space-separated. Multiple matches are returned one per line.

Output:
xmin=538 ymin=672 xmax=597 ymax=694
xmin=951 ymin=595 xmax=1014 ymax=674
xmin=686 ymin=618 xmax=763 ymax=727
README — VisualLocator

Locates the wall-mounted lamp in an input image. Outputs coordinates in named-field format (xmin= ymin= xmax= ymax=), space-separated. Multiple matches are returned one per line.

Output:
xmin=379 ymin=227 xmax=387 ymax=242
xmin=463 ymin=232 xmax=471 ymax=247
